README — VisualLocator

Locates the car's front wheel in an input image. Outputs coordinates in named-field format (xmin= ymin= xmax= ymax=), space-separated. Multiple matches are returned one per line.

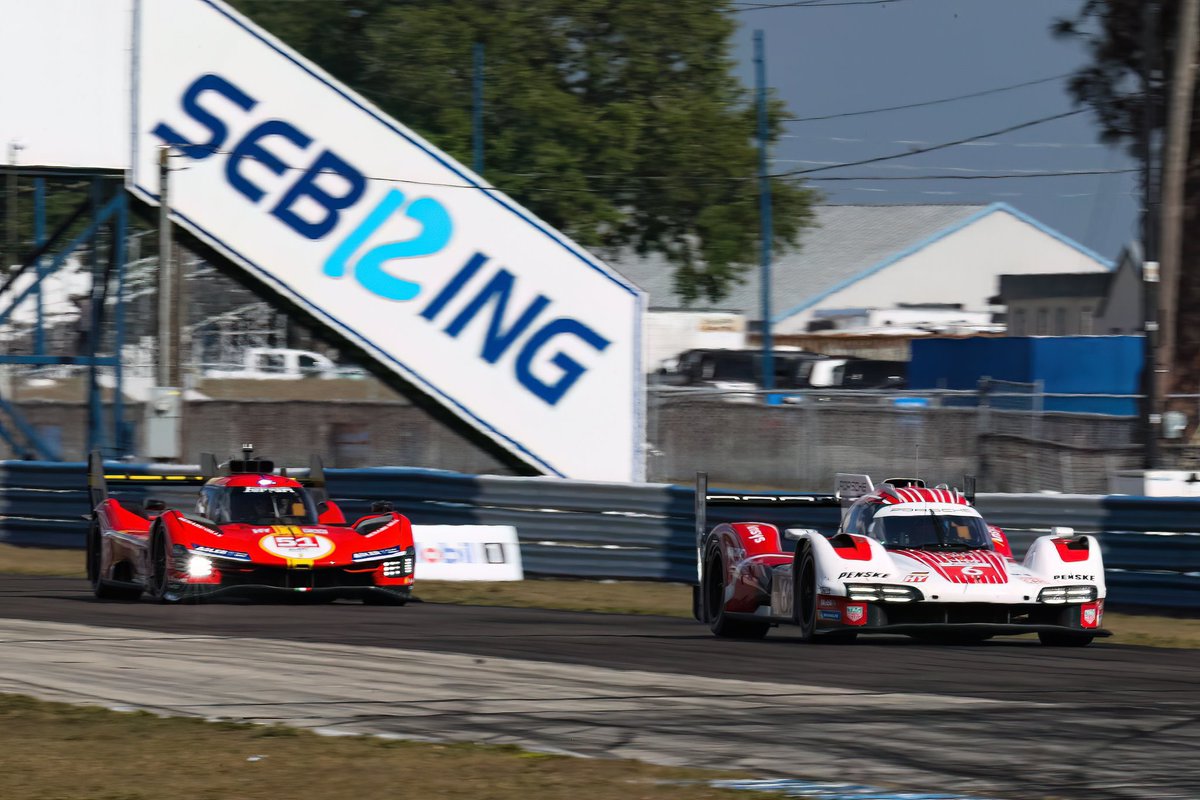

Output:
xmin=792 ymin=540 xmax=816 ymax=642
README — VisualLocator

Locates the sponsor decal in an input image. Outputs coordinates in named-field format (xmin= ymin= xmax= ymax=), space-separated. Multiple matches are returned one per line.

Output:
xmin=838 ymin=571 xmax=888 ymax=579
xmin=818 ymin=610 xmax=842 ymax=621
xmin=1019 ymin=576 xmax=1046 ymax=584
xmin=818 ymin=597 xmax=838 ymax=609
xmin=242 ymin=487 xmax=295 ymax=493
xmin=844 ymin=605 xmax=865 ymax=623
xmin=1083 ymin=608 xmax=1097 ymax=626
xmin=300 ymin=528 xmax=326 ymax=535
xmin=151 ymin=72 xmax=613 ymax=411
xmin=179 ymin=516 xmax=218 ymax=535
xmin=898 ymin=549 xmax=1008 ymax=585
xmin=745 ymin=525 xmax=766 ymax=545
xmin=191 ymin=544 xmax=251 ymax=561
xmin=1054 ymin=574 xmax=1095 ymax=581
xmin=252 ymin=527 xmax=273 ymax=534
xmin=257 ymin=478 xmax=275 ymax=486
xmin=259 ymin=532 xmax=335 ymax=560
xmin=352 ymin=546 xmax=404 ymax=562
xmin=903 ymin=573 xmax=929 ymax=583
xmin=419 ymin=542 xmax=508 ymax=565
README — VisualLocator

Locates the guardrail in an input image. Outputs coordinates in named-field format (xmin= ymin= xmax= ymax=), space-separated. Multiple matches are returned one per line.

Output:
xmin=1 ymin=460 xmax=1197 ymax=610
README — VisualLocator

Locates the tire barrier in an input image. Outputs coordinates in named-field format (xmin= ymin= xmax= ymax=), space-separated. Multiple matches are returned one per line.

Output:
xmin=1 ymin=461 xmax=1197 ymax=609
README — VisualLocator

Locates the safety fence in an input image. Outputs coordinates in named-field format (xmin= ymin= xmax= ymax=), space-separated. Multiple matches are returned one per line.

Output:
xmin=0 ymin=460 xmax=1197 ymax=610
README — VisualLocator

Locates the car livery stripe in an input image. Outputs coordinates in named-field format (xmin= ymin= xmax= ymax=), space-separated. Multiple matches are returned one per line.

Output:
xmin=896 ymin=549 xmax=1009 ymax=584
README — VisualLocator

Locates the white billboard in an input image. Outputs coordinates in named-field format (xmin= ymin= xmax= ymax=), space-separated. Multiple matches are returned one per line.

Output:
xmin=412 ymin=525 xmax=524 ymax=582
xmin=130 ymin=0 xmax=645 ymax=481
xmin=0 ymin=0 xmax=132 ymax=170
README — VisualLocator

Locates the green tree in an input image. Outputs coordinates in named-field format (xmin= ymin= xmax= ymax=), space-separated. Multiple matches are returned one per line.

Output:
xmin=229 ymin=0 xmax=815 ymax=304
xmin=1055 ymin=1 xmax=1200 ymax=397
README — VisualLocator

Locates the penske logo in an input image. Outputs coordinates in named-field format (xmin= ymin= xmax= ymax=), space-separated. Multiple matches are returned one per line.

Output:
xmin=259 ymin=528 xmax=335 ymax=565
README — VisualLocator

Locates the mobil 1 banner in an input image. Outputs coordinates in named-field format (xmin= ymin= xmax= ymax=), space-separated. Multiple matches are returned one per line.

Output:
xmin=130 ymin=0 xmax=645 ymax=481
xmin=412 ymin=526 xmax=523 ymax=582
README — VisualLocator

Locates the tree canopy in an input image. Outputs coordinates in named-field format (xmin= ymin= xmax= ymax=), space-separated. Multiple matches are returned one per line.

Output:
xmin=229 ymin=0 xmax=816 ymax=305
xmin=1055 ymin=0 xmax=1200 ymax=398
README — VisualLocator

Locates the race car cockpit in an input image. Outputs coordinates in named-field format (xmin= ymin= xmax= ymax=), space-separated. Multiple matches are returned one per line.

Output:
xmin=867 ymin=511 xmax=992 ymax=550
xmin=197 ymin=485 xmax=318 ymax=525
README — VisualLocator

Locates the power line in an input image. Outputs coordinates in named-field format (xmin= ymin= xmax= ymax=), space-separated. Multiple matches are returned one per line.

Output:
xmin=777 ymin=108 xmax=1091 ymax=176
xmin=782 ymin=73 xmax=1073 ymax=122
xmin=805 ymin=169 xmax=1137 ymax=181
xmin=732 ymin=0 xmax=912 ymax=9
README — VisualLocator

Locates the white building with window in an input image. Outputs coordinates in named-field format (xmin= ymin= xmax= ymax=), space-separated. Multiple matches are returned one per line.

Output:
xmin=616 ymin=203 xmax=1111 ymax=353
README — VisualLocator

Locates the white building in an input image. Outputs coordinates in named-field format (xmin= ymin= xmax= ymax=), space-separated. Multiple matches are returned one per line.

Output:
xmin=616 ymin=203 xmax=1112 ymax=343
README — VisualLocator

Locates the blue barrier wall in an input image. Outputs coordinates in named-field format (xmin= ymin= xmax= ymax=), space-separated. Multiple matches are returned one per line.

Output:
xmin=909 ymin=336 xmax=1142 ymax=415
xmin=0 ymin=460 xmax=1196 ymax=609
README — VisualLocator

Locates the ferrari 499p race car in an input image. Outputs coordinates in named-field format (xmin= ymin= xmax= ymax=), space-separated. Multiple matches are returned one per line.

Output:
xmin=694 ymin=472 xmax=1108 ymax=646
xmin=86 ymin=447 xmax=415 ymax=604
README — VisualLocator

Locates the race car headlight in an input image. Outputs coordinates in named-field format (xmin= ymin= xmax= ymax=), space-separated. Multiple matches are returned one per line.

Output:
xmin=382 ymin=558 xmax=412 ymax=577
xmin=1038 ymin=585 xmax=1097 ymax=604
xmin=845 ymin=584 xmax=923 ymax=603
xmin=186 ymin=554 xmax=214 ymax=579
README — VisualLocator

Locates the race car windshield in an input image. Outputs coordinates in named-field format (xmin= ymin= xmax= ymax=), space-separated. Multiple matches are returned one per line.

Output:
xmin=218 ymin=487 xmax=318 ymax=525
xmin=868 ymin=513 xmax=991 ymax=550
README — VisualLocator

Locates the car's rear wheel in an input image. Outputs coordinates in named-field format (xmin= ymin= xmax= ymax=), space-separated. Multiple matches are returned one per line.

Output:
xmin=704 ymin=546 xmax=769 ymax=639
xmin=792 ymin=541 xmax=816 ymax=642
xmin=1038 ymin=631 xmax=1094 ymax=647
xmin=88 ymin=521 xmax=142 ymax=601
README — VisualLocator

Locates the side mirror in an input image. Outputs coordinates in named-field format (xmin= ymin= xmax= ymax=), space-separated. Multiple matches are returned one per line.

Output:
xmin=144 ymin=498 xmax=166 ymax=512
xmin=784 ymin=528 xmax=819 ymax=541
xmin=370 ymin=500 xmax=394 ymax=513
xmin=1050 ymin=526 xmax=1075 ymax=538
xmin=317 ymin=501 xmax=329 ymax=515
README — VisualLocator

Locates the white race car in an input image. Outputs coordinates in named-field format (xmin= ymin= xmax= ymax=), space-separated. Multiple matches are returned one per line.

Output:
xmin=694 ymin=472 xmax=1108 ymax=646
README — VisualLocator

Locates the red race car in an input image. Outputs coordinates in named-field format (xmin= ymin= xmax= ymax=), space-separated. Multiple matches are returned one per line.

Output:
xmin=86 ymin=446 xmax=415 ymax=604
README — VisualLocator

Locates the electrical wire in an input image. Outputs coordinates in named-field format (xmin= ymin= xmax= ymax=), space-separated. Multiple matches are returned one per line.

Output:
xmin=732 ymin=0 xmax=912 ymax=10
xmin=782 ymin=73 xmax=1073 ymax=122
xmin=776 ymin=108 xmax=1090 ymax=176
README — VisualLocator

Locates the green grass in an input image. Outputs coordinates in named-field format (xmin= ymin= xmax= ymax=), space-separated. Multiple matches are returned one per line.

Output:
xmin=0 ymin=694 xmax=754 ymax=800
xmin=3 ymin=543 xmax=1199 ymax=648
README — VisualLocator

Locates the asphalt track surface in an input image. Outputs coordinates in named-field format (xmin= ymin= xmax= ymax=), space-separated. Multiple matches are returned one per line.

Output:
xmin=2 ymin=575 xmax=1200 ymax=799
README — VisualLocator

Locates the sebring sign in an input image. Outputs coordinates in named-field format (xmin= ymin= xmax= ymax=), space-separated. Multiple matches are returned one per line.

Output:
xmin=130 ymin=0 xmax=644 ymax=481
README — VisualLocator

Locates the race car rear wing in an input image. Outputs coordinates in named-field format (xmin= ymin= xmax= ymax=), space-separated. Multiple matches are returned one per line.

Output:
xmin=88 ymin=450 xmax=206 ymax=511
xmin=694 ymin=470 xmax=840 ymax=565
xmin=88 ymin=446 xmax=332 ymax=512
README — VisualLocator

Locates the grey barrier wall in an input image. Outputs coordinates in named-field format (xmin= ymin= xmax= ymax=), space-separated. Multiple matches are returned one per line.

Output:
xmin=4 ymin=389 xmax=1153 ymax=495
xmin=0 ymin=460 xmax=1197 ymax=610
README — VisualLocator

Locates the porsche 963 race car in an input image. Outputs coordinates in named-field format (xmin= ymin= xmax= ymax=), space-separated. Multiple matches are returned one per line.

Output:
xmin=86 ymin=446 xmax=415 ymax=604
xmin=694 ymin=472 xmax=1108 ymax=646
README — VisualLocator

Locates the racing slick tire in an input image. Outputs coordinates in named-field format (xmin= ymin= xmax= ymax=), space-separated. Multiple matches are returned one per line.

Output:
xmin=88 ymin=520 xmax=142 ymax=601
xmin=792 ymin=540 xmax=817 ymax=643
xmin=149 ymin=524 xmax=188 ymax=604
xmin=1038 ymin=631 xmax=1094 ymax=647
xmin=703 ymin=545 xmax=769 ymax=640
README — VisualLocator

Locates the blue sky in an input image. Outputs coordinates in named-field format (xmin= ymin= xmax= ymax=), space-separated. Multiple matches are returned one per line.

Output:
xmin=730 ymin=0 xmax=1140 ymax=262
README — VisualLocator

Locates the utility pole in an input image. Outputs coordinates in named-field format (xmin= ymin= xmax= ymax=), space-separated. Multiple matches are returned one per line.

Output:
xmin=158 ymin=145 xmax=176 ymax=389
xmin=1156 ymin=0 xmax=1200 ymax=413
xmin=6 ymin=141 xmax=22 ymax=273
xmin=754 ymin=30 xmax=774 ymax=392
xmin=1142 ymin=0 xmax=1162 ymax=470
xmin=148 ymin=145 xmax=182 ymax=461
xmin=473 ymin=42 xmax=484 ymax=177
